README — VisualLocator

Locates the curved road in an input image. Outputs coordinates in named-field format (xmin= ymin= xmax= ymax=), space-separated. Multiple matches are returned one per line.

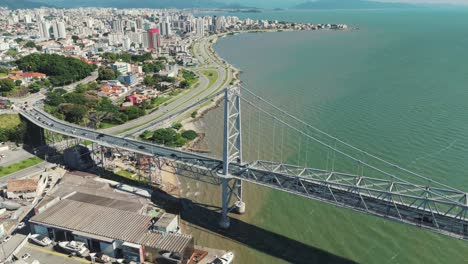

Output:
xmin=101 ymin=35 xmax=234 ymax=136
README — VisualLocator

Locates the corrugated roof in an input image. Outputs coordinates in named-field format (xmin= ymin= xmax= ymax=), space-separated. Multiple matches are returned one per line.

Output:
xmin=141 ymin=232 xmax=192 ymax=253
xmin=30 ymin=199 xmax=152 ymax=244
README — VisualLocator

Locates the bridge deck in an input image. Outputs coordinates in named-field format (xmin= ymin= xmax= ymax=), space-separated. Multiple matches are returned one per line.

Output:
xmin=19 ymin=107 xmax=468 ymax=240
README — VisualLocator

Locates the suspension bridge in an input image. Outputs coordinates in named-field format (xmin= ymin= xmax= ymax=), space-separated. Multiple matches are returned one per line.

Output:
xmin=15 ymin=86 xmax=468 ymax=241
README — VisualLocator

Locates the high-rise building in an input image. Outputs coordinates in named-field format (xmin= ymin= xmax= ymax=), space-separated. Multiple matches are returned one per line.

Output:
xmin=160 ymin=17 xmax=172 ymax=36
xmin=52 ymin=21 xmax=66 ymax=39
xmin=196 ymin=17 xmax=205 ymax=37
xmin=112 ymin=20 xmax=123 ymax=33
xmin=39 ymin=21 xmax=50 ymax=39
xmin=144 ymin=28 xmax=160 ymax=51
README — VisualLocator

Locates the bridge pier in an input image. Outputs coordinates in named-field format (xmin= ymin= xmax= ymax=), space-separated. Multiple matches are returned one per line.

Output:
xmin=219 ymin=87 xmax=244 ymax=229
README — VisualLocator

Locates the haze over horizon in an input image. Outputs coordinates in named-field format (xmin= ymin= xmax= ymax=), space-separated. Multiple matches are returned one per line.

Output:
xmin=225 ymin=0 xmax=468 ymax=8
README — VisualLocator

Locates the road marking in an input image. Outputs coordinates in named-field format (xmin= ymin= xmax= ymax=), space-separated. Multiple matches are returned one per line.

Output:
xmin=25 ymin=244 xmax=91 ymax=263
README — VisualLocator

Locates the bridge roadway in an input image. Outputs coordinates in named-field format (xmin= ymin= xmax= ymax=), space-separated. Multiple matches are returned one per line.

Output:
xmin=18 ymin=106 xmax=468 ymax=240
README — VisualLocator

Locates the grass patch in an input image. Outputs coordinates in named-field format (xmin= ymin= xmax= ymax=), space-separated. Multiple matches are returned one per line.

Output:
xmin=201 ymin=69 xmax=219 ymax=89
xmin=0 ymin=157 xmax=43 ymax=177
xmin=99 ymin=122 xmax=117 ymax=129
xmin=0 ymin=114 xmax=21 ymax=129
xmin=0 ymin=73 xmax=7 ymax=77
xmin=116 ymin=169 xmax=135 ymax=178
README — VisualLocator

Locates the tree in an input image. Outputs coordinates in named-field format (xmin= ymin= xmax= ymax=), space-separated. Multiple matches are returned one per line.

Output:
xmin=60 ymin=103 xmax=87 ymax=123
xmin=191 ymin=111 xmax=197 ymax=118
xmin=150 ymin=128 xmax=187 ymax=147
xmin=181 ymin=130 xmax=198 ymax=141
xmin=143 ymin=76 xmax=156 ymax=87
xmin=15 ymin=54 xmax=96 ymax=87
xmin=98 ymin=67 xmax=118 ymax=81
xmin=124 ymin=106 xmax=145 ymax=120
xmin=0 ymin=79 xmax=15 ymax=92
xmin=29 ymin=82 xmax=41 ymax=93
xmin=172 ymin=123 xmax=183 ymax=130
xmin=45 ymin=88 xmax=67 ymax=106
xmin=72 ymin=35 xmax=80 ymax=43
xmin=14 ymin=80 xmax=22 ymax=86
xmin=24 ymin=41 xmax=36 ymax=49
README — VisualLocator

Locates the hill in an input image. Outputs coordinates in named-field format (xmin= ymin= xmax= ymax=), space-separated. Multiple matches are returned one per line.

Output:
xmin=30 ymin=0 xmax=240 ymax=8
xmin=294 ymin=0 xmax=415 ymax=9
xmin=0 ymin=0 xmax=51 ymax=9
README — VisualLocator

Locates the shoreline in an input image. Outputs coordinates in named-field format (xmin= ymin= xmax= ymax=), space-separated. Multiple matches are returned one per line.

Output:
xmin=181 ymin=27 xmax=354 ymax=140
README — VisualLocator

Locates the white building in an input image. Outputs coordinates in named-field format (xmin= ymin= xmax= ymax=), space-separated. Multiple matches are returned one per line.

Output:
xmin=39 ymin=21 xmax=50 ymax=39
xmin=196 ymin=17 xmax=204 ymax=37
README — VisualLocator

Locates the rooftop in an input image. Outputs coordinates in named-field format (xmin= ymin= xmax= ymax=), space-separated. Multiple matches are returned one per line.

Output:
xmin=7 ymin=178 xmax=38 ymax=193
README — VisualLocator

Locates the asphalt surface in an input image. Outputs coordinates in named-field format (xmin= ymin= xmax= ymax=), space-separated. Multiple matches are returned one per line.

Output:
xmin=18 ymin=106 xmax=222 ymax=167
xmin=100 ymin=35 xmax=234 ymax=136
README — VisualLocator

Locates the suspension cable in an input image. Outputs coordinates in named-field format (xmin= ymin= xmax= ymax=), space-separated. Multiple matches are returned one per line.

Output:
xmin=240 ymin=96 xmax=465 ymax=203
xmin=240 ymin=85 xmax=462 ymax=193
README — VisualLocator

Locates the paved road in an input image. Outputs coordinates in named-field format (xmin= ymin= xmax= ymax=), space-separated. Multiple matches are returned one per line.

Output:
xmin=99 ymin=35 xmax=234 ymax=136
xmin=0 ymin=161 xmax=48 ymax=185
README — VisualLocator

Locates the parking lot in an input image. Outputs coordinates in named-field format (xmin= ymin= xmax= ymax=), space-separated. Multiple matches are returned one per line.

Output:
xmin=17 ymin=243 xmax=91 ymax=264
xmin=0 ymin=147 xmax=34 ymax=167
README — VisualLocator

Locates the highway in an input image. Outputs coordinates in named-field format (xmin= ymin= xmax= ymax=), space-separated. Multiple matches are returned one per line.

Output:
xmin=100 ymin=35 xmax=234 ymax=136
xmin=17 ymin=105 xmax=468 ymax=240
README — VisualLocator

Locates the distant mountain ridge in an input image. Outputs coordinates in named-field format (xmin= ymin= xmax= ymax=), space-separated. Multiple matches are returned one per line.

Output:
xmin=294 ymin=0 xmax=415 ymax=9
xmin=29 ymin=0 xmax=252 ymax=9
xmin=0 ymin=0 xmax=52 ymax=9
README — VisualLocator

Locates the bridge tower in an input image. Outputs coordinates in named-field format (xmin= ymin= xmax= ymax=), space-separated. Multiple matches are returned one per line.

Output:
xmin=219 ymin=87 xmax=245 ymax=229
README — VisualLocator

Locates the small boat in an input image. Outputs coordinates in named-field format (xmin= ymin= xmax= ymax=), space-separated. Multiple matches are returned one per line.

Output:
xmin=89 ymin=252 xmax=112 ymax=263
xmin=57 ymin=241 xmax=89 ymax=256
xmin=209 ymin=251 xmax=234 ymax=264
xmin=29 ymin=234 xmax=52 ymax=247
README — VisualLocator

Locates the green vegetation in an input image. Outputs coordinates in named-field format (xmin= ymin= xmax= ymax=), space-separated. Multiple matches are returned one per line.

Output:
xmin=99 ymin=122 xmax=117 ymax=129
xmin=191 ymin=111 xmax=198 ymax=118
xmin=142 ymin=61 xmax=165 ymax=73
xmin=0 ymin=114 xmax=27 ymax=143
xmin=15 ymin=54 xmax=97 ymax=86
xmin=0 ymin=79 xmax=16 ymax=92
xmin=143 ymin=74 xmax=176 ymax=91
xmin=172 ymin=123 xmax=183 ymax=130
xmin=98 ymin=66 xmax=119 ymax=80
xmin=5 ymin=49 xmax=18 ymax=57
xmin=116 ymin=169 xmax=134 ymax=178
xmin=44 ymin=82 xmax=145 ymax=127
xmin=140 ymin=128 xmax=198 ymax=147
xmin=23 ymin=41 xmax=41 ymax=50
xmin=202 ymin=69 xmax=219 ymax=89
xmin=101 ymin=52 xmax=152 ymax=63
xmin=0 ymin=157 xmax=43 ymax=177
xmin=181 ymin=69 xmax=198 ymax=88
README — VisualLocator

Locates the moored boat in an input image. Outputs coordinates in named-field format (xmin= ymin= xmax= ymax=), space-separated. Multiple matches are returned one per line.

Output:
xmin=209 ymin=251 xmax=234 ymax=264
xmin=29 ymin=234 xmax=52 ymax=247
xmin=57 ymin=241 xmax=89 ymax=256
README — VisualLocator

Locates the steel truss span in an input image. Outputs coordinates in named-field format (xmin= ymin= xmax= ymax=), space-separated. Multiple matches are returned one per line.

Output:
xmin=17 ymin=87 xmax=468 ymax=240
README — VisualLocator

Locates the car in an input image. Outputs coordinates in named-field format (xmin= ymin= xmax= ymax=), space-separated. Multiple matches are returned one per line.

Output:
xmin=21 ymin=253 xmax=30 ymax=260
xmin=3 ymin=236 xmax=11 ymax=243
xmin=138 ymin=146 xmax=145 ymax=150
xmin=17 ymin=222 xmax=25 ymax=229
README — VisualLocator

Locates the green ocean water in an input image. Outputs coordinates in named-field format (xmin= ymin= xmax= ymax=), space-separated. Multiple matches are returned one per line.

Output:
xmin=190 ymin=9 xmax=468 ymax=263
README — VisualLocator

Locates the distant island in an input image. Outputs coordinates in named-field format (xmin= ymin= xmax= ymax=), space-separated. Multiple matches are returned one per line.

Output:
xmin=0 ymin=0 xmax=51 ymax=9
xmin=293 ymin=0 xmax=415 ymax=9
